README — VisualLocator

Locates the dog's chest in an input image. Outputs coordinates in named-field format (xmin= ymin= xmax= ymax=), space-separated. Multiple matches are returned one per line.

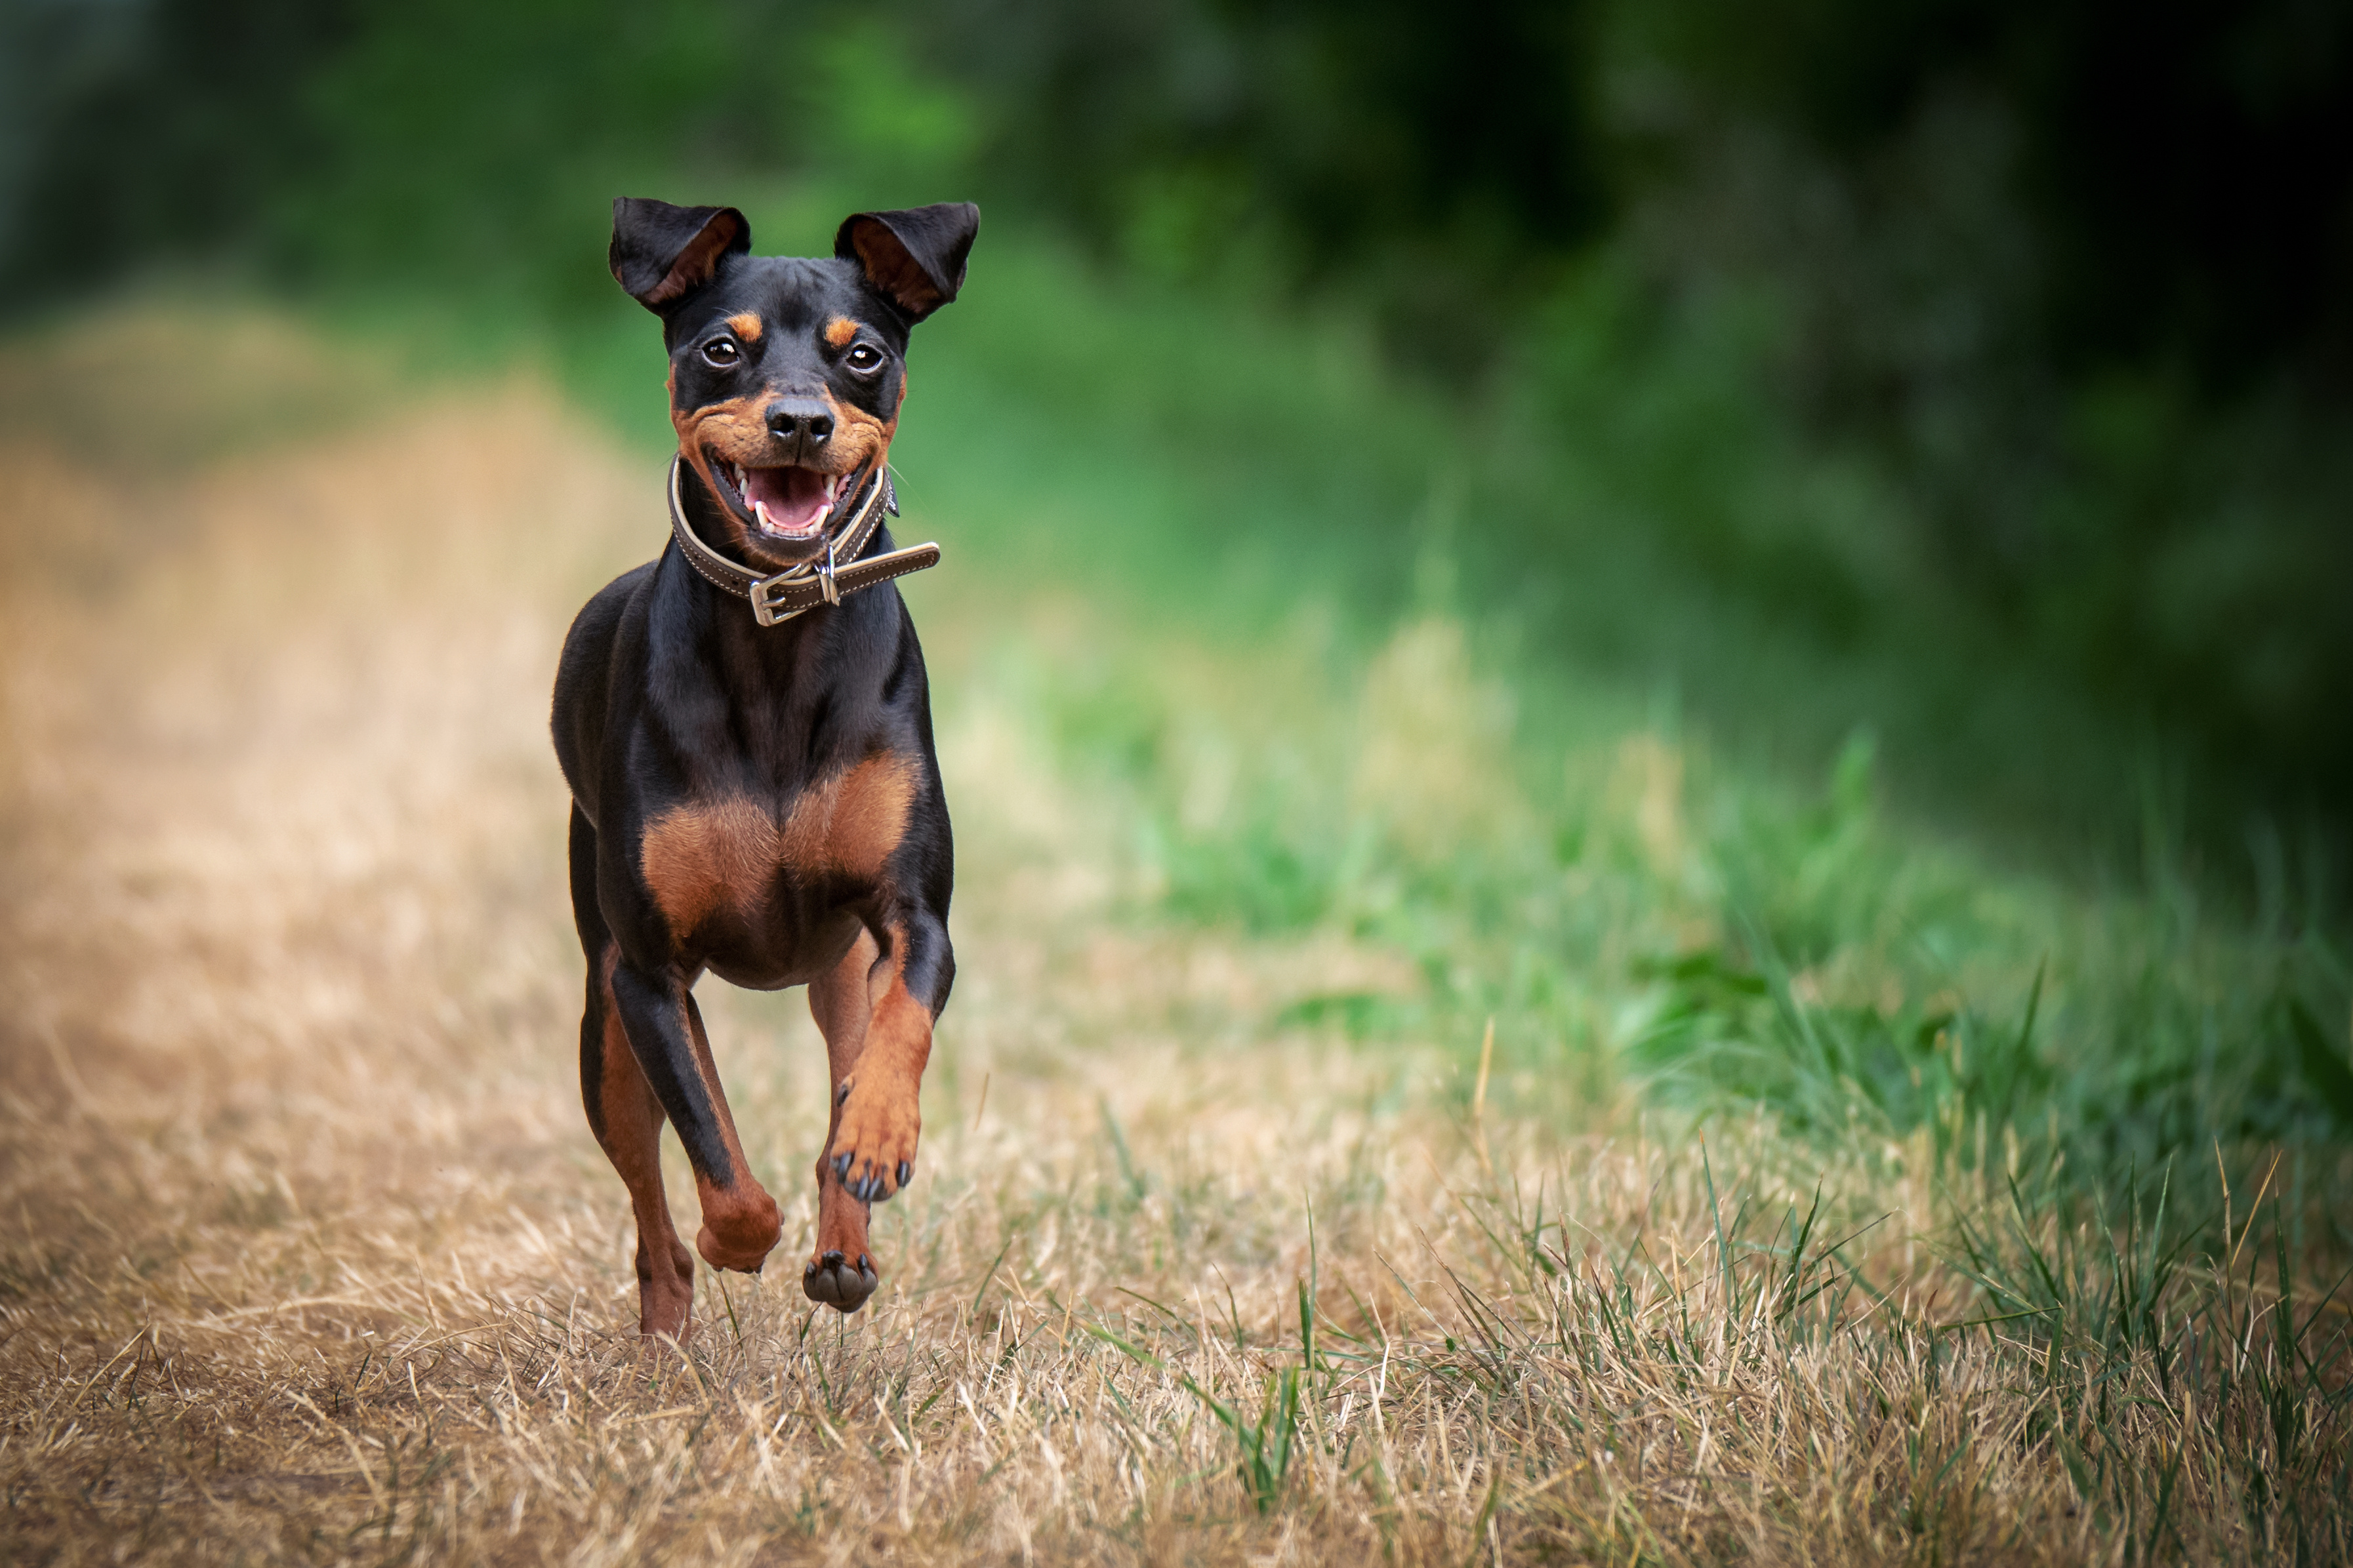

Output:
xmin=637 ymin=754 xmax=916 ymax=940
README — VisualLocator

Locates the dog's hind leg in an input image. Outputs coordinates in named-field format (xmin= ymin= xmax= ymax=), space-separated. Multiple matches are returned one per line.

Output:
xmin=572 ymin=807 xmax=695 ymax=1338
xmin=584 ymin=949 xmax=698 ymax=1338
xmin=803 ymin=928 xmax=882 ymax=1310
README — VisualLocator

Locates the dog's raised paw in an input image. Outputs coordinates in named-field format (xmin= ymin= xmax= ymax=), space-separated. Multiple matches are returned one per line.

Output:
xmin=695 ymin=1188 xmax=783 ymax=1273
xmin=802 ymin=1249 xmax=878 ymax=1312
xmin=827 ymin=1076 xmax=920 ymax=1203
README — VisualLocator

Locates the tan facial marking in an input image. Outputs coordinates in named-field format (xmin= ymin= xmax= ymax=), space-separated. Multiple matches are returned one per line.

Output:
xmin=678 ymin=389 xmax=893 ymax=478
xmin=674 ymin=391 xmax=767 ymax=456
xmin=672 ymin=393 xmax=773 ymax=550
xmin=824 ymin=317 xmax=858 ymax=348
xmin=816 ymin=388 xmax=897 ymax=473
xmin=673 ymin=384 xmax=897 ymax=569
xmin=724 ymin=312 xmax=764 ymax=343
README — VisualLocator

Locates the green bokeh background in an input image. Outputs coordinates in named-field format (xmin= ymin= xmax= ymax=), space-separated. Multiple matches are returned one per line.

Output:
xmin=5 ymin=0 xmax=2348 ymax=1178
xmin=9 ymin=0 xmax=2348 ymax=870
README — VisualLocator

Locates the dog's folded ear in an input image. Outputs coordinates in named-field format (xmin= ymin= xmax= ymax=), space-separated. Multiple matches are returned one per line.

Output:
xmin=610 ymin=199 xmax=751 ymax=311
xmin=835 ymin=204 xmax=981 ymax=325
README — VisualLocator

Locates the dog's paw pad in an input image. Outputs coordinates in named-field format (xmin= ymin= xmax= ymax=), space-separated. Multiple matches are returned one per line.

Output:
xmin=802 ymin=1249 xmax=878 ymax=1312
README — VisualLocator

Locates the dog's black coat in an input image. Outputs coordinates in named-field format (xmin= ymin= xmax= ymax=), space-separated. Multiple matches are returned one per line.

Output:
xmin=551 ymin=531 xmax=952 ymax=1157
xmin=550 ymin=199 xmax=977 ymax=1329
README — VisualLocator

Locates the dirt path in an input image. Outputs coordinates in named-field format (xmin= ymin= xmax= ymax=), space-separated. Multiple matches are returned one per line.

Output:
xmin=0 ymin=325 xmax=1483 ymax=1562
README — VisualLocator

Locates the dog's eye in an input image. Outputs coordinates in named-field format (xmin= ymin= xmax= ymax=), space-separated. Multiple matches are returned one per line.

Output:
xmin=701 ymin=338 xmax=740 ymax=368
xmin=845 ymin=344 xmax=883 ymax=374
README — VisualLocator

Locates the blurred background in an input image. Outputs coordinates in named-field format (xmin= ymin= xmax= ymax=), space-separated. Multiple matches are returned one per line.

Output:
xmin=9 ymin=0 xmax=2350 ymax=870
xmin=3 ymin=0 xmax=2349 ymax=1159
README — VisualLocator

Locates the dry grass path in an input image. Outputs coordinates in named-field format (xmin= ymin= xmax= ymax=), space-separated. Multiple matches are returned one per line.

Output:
xmin=0 ymin=314 xmax=2337 ymax=1564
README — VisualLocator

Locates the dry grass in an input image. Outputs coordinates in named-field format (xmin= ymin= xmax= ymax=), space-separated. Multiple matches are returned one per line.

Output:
xmin=1 ymin=311 xmax=2344 ymax=1565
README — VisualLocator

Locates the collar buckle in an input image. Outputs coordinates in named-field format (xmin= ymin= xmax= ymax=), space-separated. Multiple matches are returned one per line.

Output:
xmin=817 ymin=531 xmax=843 ymax=605
xmin=748 ymin=567 xmax=813 ymax=627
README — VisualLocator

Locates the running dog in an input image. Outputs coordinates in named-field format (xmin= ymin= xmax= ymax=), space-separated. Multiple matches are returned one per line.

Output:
xmin=552 ymin=197 xmax=976 ymax=1336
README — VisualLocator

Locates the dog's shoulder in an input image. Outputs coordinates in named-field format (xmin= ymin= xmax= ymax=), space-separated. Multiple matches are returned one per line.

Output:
xmin=552 ymin=560 xmax=659 ymax=812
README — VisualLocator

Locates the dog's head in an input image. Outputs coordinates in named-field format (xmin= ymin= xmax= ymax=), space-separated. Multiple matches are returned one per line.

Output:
xmin=610 ymin=198 xmax=979 ymax=571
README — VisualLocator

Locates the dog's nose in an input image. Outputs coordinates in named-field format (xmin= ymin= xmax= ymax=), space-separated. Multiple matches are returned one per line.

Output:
xmin=765 ymin=398 xmax=833 ymax=447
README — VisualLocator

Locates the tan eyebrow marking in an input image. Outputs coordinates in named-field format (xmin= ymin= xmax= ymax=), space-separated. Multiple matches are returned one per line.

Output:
xmin=824 ymin=317 xmax=858 ymax=348
xmin=723 ymin=312 xmax=763 ymax=342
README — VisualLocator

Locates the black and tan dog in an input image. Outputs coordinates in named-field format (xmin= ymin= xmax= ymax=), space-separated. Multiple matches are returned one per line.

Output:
xmin=552 ymin=197 xmax=977 ymax=1337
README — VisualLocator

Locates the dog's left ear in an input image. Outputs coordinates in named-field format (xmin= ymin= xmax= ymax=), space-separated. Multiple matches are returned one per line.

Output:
xmin=610 ymin=198 xmax=751 ymax=312
xmin=835 ymin=203 xmax=981 ymax=325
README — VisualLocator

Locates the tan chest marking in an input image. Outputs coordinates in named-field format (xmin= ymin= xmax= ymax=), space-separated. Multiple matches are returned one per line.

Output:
xmin=639 ymin=755 xmax=919 ymax=938
xmin=640 ymin=796 xmax=777 ymax=938
xmin=781 ymin=752 xmax=918 ymax=880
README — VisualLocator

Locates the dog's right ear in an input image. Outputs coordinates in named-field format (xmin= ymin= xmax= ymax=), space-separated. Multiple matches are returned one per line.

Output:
xmin=609 ymin=198 xmax=750 ymax=312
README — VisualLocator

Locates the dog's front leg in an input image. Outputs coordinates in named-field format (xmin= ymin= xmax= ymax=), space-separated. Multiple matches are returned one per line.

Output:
xmin=825 ymin=908 xmax=949 ymax=1205
xmin=802 ymin=909 xmax=953 ymax=1311
xmin=608 ymin=960 xmax=783 ymax=1276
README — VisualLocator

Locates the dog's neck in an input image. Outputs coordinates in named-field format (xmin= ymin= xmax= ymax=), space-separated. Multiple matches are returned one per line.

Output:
xmin=645 ymin=520 xmax=910 ymax=784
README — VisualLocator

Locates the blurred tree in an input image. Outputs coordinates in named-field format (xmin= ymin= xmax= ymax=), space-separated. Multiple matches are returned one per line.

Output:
xmin=0 ymin=0 xmax=358 ymax=291
xmin=0 ymin=0 xmax=834 ymax=306
xmin=1612 ymin=0 xmax=2353 ymax=826
xmin=915 ymin=0 xmax=1611 ymax=353
xmin=1636 ymin=0 xmax=2353 ymax=389
xmin=15 ymin=0 xmax=2346 ymax=390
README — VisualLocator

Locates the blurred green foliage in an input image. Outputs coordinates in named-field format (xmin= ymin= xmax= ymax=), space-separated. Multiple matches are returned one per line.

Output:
xmin=1 ymin=0 xmax=2346 ymax=1201
xmin=3 ymin=0 xmax=2343 ymax=896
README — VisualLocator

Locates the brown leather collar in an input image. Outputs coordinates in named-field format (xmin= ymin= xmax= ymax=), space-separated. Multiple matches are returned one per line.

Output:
xmin=665 ymin=456 xmax=941 ymax=627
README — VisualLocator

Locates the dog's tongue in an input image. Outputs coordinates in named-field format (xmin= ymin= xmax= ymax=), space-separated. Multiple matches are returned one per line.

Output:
xmin=745 ymin=466 xmax=830 ymax=536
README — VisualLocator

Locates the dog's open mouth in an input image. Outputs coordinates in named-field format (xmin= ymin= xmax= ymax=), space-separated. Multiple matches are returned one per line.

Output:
xmin=709 ymin=457 xmax=851 ymax=541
